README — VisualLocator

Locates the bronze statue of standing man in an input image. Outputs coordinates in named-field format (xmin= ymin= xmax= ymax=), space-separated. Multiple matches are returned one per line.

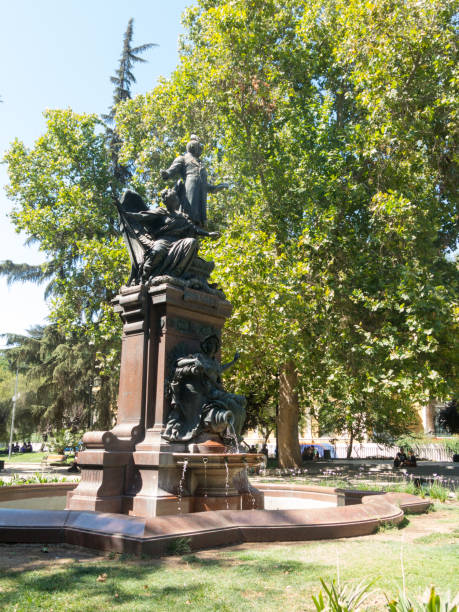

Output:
xmin=160 ymin=135 xmax=228 ymax=227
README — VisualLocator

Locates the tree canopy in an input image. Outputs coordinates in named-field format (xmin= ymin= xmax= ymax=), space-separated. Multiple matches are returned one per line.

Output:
xmin=2 ymin=0 xmax=458 ymax=464
xmin=0 ymin=19 xmax=155 ymax=435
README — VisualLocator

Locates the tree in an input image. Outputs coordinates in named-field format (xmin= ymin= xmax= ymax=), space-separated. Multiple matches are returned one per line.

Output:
xmin=2 ymin=326 xmax=116 ymax=434
xmin=103 ymin=18 xmax=157 ymax=185
xmin=0 ymin=350 xmax=42 ymax=442
xmin=3 ymin=0 xmax=458 ymax=467
xmin=1 ymin=20 xmax=156 ymax=432
xmin=116 ymin=0 xmax=458 ymax=465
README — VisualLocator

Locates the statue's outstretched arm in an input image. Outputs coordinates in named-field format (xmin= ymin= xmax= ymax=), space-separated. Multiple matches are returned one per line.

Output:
xmin=195 ymin=226 xmax=220 ymax=240
xmin=207 ymin=181 xmax=229 ymax=193
xmin=160 ymin=156 xmax=184 ymax=180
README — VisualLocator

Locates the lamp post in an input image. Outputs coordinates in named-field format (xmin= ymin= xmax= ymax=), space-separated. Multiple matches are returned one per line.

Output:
xmin=8 ymin=366 xmax=19 ymax=460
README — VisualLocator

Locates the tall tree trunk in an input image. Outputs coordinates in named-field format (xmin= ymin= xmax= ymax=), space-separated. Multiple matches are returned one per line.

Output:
xmin=277 ymin=361 xmax=302 ymax=469
xmin=346 ymin=429 xmax=354 ymax=459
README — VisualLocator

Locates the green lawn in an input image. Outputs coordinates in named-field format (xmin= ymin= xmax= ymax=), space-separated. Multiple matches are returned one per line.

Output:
xmin=0 ymin=502 xmax=457 ymax=611
xmin=3 ymin=452 xmax=49 ymax=464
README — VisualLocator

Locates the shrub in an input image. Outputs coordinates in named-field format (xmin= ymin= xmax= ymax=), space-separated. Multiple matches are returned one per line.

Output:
xmin=48 ymin=428 xmax=83 ymax=454
xmin=387 ymin=586 xmax=458 ymax=611
xmin=312 ymin=579 xmax=373 ymax=611
xmin=166 ymin=537 xmax=191 ymax=556
xmin=441 ymin=437 xmax=459 ymax=457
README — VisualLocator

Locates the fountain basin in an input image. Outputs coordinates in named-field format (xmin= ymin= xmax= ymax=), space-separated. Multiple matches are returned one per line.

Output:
xmin=173 ymin=452 xmax=265 ymax=511
xmin=0 ymin=483 xmax=76 ymax=510
xmin=0 ymin=485 xmax=430 ymax=557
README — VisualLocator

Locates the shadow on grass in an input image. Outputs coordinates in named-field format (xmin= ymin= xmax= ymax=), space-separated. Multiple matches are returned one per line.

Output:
xmin=182 ymin=554 xmax=225 ymax=566
xmin=182 ymin=553 xmax=317 ymax=575
xmin=0 ymin=562 xmax=208 ymax=609
xmin=0 ymin=554 xmax=333 ymax=609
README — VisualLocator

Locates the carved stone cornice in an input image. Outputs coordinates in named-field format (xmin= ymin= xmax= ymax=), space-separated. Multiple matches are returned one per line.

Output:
xmin=112 ymin=285 xmax=148 ymax=334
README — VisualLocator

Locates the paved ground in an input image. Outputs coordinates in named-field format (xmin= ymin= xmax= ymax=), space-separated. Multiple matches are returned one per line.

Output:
xmin=263 ymin=459 xmax=459 ymax=488
xmin=1 ymin=458 xmax=458 ymax=484
xmin=0 ymin=462 xmax=79 ymax=482
xmin=300 ymin=458 xmax=459 ymax=476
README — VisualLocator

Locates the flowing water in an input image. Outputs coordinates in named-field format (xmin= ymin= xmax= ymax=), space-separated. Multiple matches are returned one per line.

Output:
xmin=244 ymin=465 xmax=257 ymax=510
xmin=224 ymin=459 xmax=230 ymax=510
xmin=227 ymin=422 xmax=240 ymax=453
xmin=202 ymin=456 xmax=208 ymax=498
xmin=177 ymin=459 xmax=188 ymax=513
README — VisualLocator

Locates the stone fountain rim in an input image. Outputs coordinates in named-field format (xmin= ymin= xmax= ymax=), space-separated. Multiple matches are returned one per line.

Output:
xmin=0 ymin=484 xmax=430 ymax=557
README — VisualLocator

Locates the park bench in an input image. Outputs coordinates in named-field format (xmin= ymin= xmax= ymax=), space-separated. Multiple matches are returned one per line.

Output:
xmin=40 ymin=454 xmax=68 ymax=469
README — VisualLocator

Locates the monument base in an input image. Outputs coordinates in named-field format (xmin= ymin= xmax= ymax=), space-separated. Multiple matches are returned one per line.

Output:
xmin=67 ymin=282 xmax=264 ymax=519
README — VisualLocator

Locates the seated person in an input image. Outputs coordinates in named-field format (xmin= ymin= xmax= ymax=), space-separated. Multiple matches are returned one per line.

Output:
xmin=302 ymin=446 xmax=314 ymax=461
xmin=393 ymin=452 xmax=402 ymax=468
xmin=405 ymin=451 xmax=417 ymax=467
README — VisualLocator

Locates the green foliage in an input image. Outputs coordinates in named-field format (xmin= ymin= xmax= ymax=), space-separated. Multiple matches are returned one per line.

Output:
xmin=103 ymin=18 xmax=157 ymax=184
xmin=116 ymin=0 xmax=458 ymax=462
xmin=1 ymin=325 xmax=117 ymax=434
xmin=312 ymin=578 xmax=373 ymax=611
xmin=4 ymin=109 xmax=128 ymax=336
xmin=48 ymin=428 xmax=84 ymax=454
xmin=2 ymin=0 xmax=458 ymax=465
xmin=311 ymin=581 xmax=458 ymax=611
xmin=426 ymin=482 xmax=450 ymax=503
xmin=166 ymin=537 xmax=192 ymax=556
xmin=395 ymin=433 xmax=431 ymax=451
xmin=0 ymin=473 xmax=76 ymax=487
xmin=387 ymin=586 xmax=459 ymax=611
xmin=104 ymin=18 xmax=157 ymax=120
xmin=377 ymin=517 xmax=410 ymax=532
xmin=442 ymin=437 xmax=459 ymax=456
xmin=0 ymin=352 xmax=43 ymax=442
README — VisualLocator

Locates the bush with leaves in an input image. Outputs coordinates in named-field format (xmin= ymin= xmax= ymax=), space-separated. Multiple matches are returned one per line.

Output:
xmin=47 ymin=428 xmax=84 ymax=455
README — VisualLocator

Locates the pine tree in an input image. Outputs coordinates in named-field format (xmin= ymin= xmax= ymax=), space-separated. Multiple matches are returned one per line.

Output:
xmin=103 ymin=18 xmax=157 ymax=185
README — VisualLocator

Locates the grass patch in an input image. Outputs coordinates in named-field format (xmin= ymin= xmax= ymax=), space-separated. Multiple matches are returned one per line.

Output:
xmin=3 ymin=452 xmax=48 ymax=464
xmin=255 ymin=474 xmax=457 ymax=502
xmin=0 ymin=473 xmax=78 ymax=487
xmin=0 ymin=503 xmax=458 ymax=611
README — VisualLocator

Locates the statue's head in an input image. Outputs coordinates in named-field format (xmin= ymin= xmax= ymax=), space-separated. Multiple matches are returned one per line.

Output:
xmin=160 ymin=187 xmax=180 ymax=212
xmin=186 ymin=134 xmax=203 ymax=158
xmin=201 ymin=334 xmax=220 ymax=357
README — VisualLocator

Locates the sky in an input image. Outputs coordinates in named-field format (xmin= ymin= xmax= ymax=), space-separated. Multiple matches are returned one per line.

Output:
xmin=0 ymin=0 xmax=193 ymax=343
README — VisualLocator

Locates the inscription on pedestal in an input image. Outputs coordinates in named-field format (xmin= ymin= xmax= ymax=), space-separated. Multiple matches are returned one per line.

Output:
xmin=160 ymin=315 xmax=220 ymax=340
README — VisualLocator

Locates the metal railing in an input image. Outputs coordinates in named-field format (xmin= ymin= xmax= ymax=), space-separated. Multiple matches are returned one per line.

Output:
xmin=334 ymin=442 xmax=452 ymax=462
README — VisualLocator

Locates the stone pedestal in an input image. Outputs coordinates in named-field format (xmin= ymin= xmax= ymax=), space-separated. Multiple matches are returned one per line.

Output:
xmin=67 ymin=282 xmax=233 ymax=517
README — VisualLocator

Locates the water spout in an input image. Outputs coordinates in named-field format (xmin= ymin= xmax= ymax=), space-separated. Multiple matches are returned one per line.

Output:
xmin=224 ymin=457 xmax=230 ymax=510
xmin=202 ymin=456 xmax=208 ymax=499
xmin=177 ymin=459 xmax=188 ymax=513
xmin=227 ymin=422 xmax=240 ymax=454
xmin=244 ymin=465 xmax=257 ymax=510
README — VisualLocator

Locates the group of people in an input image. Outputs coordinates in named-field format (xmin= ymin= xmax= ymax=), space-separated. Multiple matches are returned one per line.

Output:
xmin=302 ymin=446 xmax=320 ymax=461
xmin=9 ymin=442 xmax=33 ymax=453
xmin=248 ymin=444 xmax=269 ymax=456
xmin=248 ymin=444 xmax=273 ymax=458
xmin=394 ymin=449 xmax=417 ymax=468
